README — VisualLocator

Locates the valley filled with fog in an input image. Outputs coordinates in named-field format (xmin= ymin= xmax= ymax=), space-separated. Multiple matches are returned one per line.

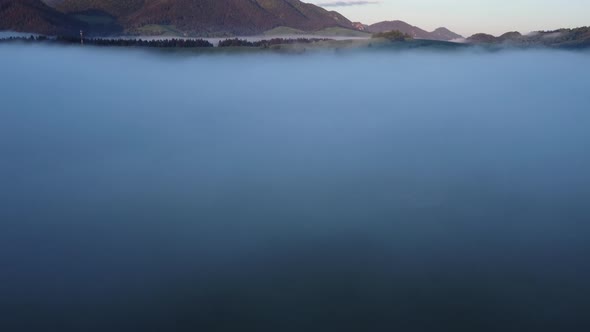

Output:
xmin=1 ymin=45 xmax=590 ymax=331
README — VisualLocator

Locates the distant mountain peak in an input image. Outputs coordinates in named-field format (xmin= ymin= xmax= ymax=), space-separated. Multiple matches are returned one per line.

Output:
xmin=430 ymin=27 xmax=463 ymax=40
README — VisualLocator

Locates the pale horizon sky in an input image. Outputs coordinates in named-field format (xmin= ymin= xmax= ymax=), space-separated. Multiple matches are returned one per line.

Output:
xmin=309 ymin=0 xmax=589 ymax=36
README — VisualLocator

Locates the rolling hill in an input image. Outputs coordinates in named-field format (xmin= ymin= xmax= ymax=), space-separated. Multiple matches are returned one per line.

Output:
xmin=367 ymin=20 xmax=463 ymax=41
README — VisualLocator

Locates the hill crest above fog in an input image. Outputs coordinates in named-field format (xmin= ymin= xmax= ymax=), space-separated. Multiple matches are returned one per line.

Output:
xmin=467 ymin=27 xmax=590 ymax=48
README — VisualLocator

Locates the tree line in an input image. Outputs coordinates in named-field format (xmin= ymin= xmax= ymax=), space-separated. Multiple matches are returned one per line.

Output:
xmin=0 ymin=35 xmax=213 ymax=48
xmin=218 ymin=38 xmax=331 ymax=48
xmin=0 ymin=35 xmax=334 ymax=48
xmin=59 ymin=36 xmax=214 ymax=48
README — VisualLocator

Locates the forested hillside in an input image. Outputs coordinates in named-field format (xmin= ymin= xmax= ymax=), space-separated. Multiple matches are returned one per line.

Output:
xmin=0 ymin=0 xmax=83 ymax=35
xmin=52 ymin=0 xmax=354 ymax=36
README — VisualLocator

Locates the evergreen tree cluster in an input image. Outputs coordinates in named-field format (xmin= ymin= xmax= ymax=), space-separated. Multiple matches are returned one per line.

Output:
xmin=371 ymin=30 xmax=413 ymax=41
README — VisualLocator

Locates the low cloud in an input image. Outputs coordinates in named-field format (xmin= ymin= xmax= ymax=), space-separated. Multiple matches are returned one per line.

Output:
xmin=317 ymin=1 xmax=381 ymax=7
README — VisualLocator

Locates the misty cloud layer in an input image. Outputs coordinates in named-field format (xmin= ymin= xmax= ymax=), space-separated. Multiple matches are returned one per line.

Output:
xmin=1 ymin=45 xmax=590 ymax=331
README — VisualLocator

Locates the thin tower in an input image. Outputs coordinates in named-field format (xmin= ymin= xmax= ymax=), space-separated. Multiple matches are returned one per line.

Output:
xmin=80 ymin=30 xmax=84 ymax=45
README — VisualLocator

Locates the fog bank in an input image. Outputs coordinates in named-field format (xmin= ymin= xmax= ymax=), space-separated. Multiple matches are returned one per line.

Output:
xmin=1 ymin=45 xmax=590 ymax=331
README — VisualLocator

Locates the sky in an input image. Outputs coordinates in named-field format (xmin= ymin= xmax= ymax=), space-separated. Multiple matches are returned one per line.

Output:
xmin=309 ymin=0 xmax=590 ymax=36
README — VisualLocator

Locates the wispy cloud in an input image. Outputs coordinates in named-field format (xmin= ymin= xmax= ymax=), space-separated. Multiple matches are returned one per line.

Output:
xmin=316 ymin=1 xmax=381 ymax=7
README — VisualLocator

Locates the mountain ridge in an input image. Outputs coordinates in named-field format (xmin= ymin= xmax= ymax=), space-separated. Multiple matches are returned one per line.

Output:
xmin=47 ymin=0 xmax=355 ymax=36
xmin=3 ymin=0 xmax=357 ymax=36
